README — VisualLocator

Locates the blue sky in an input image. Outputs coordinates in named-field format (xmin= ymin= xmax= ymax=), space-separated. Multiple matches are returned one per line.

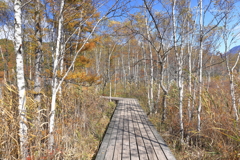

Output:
xmin=1 ymin=0 xmax=240 ymax=53
xmin=103 ymin=0 xmax=240 ymax=53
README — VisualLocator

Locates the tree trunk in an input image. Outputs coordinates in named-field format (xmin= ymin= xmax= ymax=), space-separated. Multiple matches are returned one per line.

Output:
xmin=229 ymin=71 xmax=239 ymax=121
xmin=226 ymin=55 xmax=240 ymax=121
xmin=128 ymin=41 xmax=131 ymax=79
xmin=34 ymin=0 xmax=43 ymax=112
xmin=14 ymin=0 xmax=28 ymax=158
xmin=172 ymin=0 xmax=184 ymax=141
xmin=108 ymin=44 xmax=117 ymax=100
xmin=187 ymin=21 xmax=192 ymax=122
xmin=222 ymin=3 xmax=240 ymax=121
xmin=108 ymin=52 xmax=112 ymax=99
xmin=198 ymin=0 xmax=203 ymax=132
xmin=59 ymin=38 xmax=65 ymax=96
xmin=146 ymin=16 xmax=154 ymax=114
xmin=135 ymin=52 xmax=139 ymax=85
xmin=121 ymin=51 xmax=126 ymax=93
xmin=156 ymin=60 xmax=161 ymax=113
xmin=49 ymin=0 xmax=64 ymax=150
xmin=160 ymin=65 xmax=168 ymax=122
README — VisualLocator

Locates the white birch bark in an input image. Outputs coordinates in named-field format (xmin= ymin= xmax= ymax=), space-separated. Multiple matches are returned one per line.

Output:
xmin=128 ymin=41 xmax=131 ymax=78
xmin=160 ymin=63 xmax=168 ymax=122
xmin=192 ymin=75 xmax=197 ymax=118
xmin=108 ymin=53 xmax=112 ymax=100
xmin=226 ymin=56 xmax=240 ymax=121
xmin=14 ymin=0 xmax=28 ymax=158
xmin=49 ymin=0 xmax=64 ymax=150
xmin=224 ymin=29 xmax=240 ymax=121
xmin=59 ymin=37 xmax=66 ymax=96
xmin=141 ymin=43 xmax=148 ymax=86
xmin=172 ymin=0 xmax=184 ymax=141
xmin=47 ymin=1 xmax=126 ymax=149
xmin=34 ymin=0 xmax=43 ymax=105
xmin=197 ymin=0 xmax=203 ymax=132
xmin=108 ymin=43 xmax=117 ymax=100
xmin=156 ymin=60 xmax=161 ymax=112
xmin=121 ymin=51 xmax=127 ymax=92
xmin=143 ymin=0 xmax=171 ymax=121
xmin=222 ymin=2 xmax=240 ymax=121
xmin=146 ymin=15 xmax=154 ymax=114
xmin=135 ymin=52 xmax=139 ymax=84
xmin=141 ymin=43 xmax=151 ymax=110
xmin=187 ymin=21 xmax=192 ymax=121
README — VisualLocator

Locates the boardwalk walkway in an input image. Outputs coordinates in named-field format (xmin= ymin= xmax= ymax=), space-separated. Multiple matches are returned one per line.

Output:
xmin=95 ymin=97 xmax=176 ymax=160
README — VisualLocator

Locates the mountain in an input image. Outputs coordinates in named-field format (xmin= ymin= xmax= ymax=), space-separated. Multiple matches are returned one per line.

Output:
xmin=227 ymin=45 xmax=240 ymax=54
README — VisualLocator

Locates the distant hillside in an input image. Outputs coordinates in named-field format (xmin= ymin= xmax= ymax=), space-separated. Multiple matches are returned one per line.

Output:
xmin=227 ymin=45 xmax=240 ymax=54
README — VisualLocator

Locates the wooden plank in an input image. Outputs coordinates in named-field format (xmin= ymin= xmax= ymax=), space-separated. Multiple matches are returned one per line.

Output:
xmin=133 ymin=100 xmax=167 ymax=160
xmin=96 ymin=97 xmax=176 ymax=160
xmin=113 ymin=101 xmax=124 ymax=160
xmin=135 ymin=100 xmax=176 ymax=160
xmin=127 ymin=100 xmax=140 ymax=160
xmin=95 ymin=101 xmax=120 ymax=160
xmin=104 ymin=102 xmax=122 ymax=160
xmin=122 ymin=100 xmax=131 ymax=160
xmin=131 ymin=100 xmax=158 ymax=160
xmin=130 ymin=100 xmax=149 ymax=160
xmin=139 ymin=115 xmax=167 ymax=159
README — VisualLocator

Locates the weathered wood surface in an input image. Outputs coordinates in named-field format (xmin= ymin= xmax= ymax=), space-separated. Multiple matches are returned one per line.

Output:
xmin=96 ymin=97 xmax=176 ymax=160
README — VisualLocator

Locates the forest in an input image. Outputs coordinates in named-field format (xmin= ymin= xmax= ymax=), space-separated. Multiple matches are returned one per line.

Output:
xmin=0 ymin=0 xmax=240 ymax=159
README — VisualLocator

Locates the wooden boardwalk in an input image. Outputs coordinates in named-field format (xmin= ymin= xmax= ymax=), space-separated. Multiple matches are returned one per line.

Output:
xmin=95 ymin=97 xmax=176 ymax=160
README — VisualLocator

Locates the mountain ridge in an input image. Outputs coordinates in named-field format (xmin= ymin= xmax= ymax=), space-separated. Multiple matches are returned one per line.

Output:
xmin=227 ymin=45 xmax=240 ymax=54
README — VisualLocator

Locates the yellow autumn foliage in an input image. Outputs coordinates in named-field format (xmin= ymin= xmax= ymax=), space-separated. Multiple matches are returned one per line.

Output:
xmin=65 ymin=71 xmax=100 ymax=85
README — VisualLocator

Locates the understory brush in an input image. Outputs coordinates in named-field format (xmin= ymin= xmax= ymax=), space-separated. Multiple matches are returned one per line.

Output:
xmin=0 ymin=83 xmax=115 ymax=159
xmin=109 ymin=81 xmax=240 ymax=159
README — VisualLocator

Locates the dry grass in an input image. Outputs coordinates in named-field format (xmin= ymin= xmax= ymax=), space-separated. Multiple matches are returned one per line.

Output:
xmin=1 ymin=76 xmax=240 ymax=159
xmin=111 ymin=80 xmax=240 ymax=160
xmin=0 ymin=83 xmax=115 ymax=159
xmin=150 ymin=79 xmax=240 ymax=160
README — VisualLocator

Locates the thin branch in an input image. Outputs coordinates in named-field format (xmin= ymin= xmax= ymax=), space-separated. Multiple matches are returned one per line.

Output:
xmin=232 ymin=52 xmax=240 ymax=71
xmin=21 ymin=0 xmax=33 ymax=8
xmin=56 ymin=0 xmax=121 ymax=93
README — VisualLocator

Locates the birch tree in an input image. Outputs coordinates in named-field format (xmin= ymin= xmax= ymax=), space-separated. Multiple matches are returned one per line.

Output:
xmin=197 ymin=0 xmax=226 ymax=131
xmin=172 ymin=0 xmax=185 ymax=142
xmin=197 ymin=0 xmax=203 ymax=132
xmin=108 ymin=43 xmax=117 ymax=100
xmin=48 ymin=0 xmax=64 ymax=150
xmin=14 ymin=0 xmax=28 ymax=158
xmin=143 ymin=0 xmax=172 ymax=121
xmin=34 ymin=0 xmax=43 ymax=120
xmin=145 ymin=10 xmax=154 ymax=114
xmin=220 ymin=0 xmax=240 ymax=121
xmin=186 ymin=1 xmax=196 ymax=122
xmin=48 ymin=0 xmax=124 ymax=150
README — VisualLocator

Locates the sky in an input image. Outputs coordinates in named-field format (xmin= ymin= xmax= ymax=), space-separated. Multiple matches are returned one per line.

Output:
xmin=1 ymin=0 xmax=240 ymax=53
xmin=102 ymin=0 xmax=240 ymax=53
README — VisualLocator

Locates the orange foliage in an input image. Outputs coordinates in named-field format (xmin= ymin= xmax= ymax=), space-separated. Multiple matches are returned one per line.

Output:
xmin=74 ymin=55 xmax=91 ymax=68
xmin=80 ymin=42 xmax=96 ymax=52
xmin=65 ymin=71 xmax=100 ymax=85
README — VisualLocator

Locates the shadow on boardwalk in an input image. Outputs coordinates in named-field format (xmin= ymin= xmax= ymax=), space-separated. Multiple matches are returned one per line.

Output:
xmin=95 ymin=97 xmax=176 ymax=160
